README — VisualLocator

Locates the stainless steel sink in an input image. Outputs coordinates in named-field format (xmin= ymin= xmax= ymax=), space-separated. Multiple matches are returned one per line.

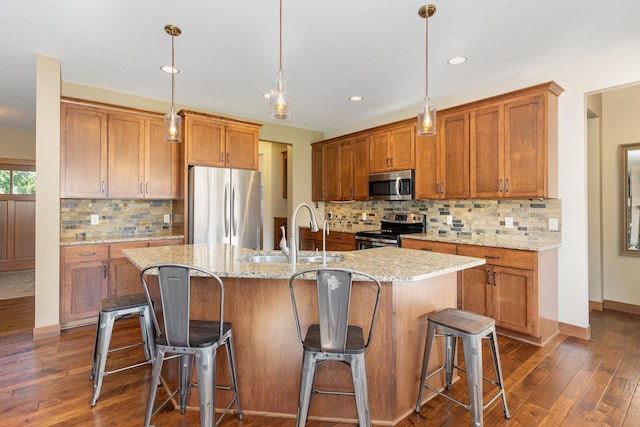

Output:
xmin=240 ymin=254 xmax=343 ymax=264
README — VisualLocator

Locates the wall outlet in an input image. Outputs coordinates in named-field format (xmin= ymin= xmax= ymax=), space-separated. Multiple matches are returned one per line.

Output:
xmin=362 ymin=212 xmax=367 ymax=221
xmin=90 ymin=214 xmax=99 ymax=225
xmin=549 ymin=217 xmax=559 ymax=231
xmin=327 ymin=211 xmax=333 ymax=219
xmin=164 ymin=214 xmax=171 ymax=224
xmin=446 ymin=215 xmax=453 ymax=225
xmin=505 ymin=217 xmax=514 ymax=228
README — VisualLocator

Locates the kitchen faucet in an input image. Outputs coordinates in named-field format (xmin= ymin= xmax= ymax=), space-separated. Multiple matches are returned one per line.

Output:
xmin=287 ymin=203 xmax=319 ymax=265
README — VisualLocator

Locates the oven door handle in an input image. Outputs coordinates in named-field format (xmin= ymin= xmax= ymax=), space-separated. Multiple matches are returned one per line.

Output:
xmin=395 ymin=177 xmax=401 ymax=197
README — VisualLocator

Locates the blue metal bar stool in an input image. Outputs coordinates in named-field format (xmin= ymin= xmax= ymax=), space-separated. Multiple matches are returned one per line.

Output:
xmin=89 ymin=293 xmax=155 ymax=407
xmin=140 ymin=264 xmax=242 ymax=427
xmin=415 ymin=308 xmax=510 ymax=427
xmin=289 ymin=267 xmax=382 ymax=427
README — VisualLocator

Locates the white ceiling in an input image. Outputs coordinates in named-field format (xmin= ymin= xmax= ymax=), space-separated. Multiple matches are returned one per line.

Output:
xmin=2 ymin=0 xmax=640 ymax=136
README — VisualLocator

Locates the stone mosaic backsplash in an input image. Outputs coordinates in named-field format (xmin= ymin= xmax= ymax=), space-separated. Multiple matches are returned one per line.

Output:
xmin=325 ymin=198 xmax=562 ymax=245
xmin=60 ymin=199 xmax=173 ymax=239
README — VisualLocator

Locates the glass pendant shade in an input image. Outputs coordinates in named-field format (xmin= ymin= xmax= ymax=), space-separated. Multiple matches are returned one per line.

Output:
xmin=417 ymin=97 xmax=437 ymax=136
xmin=269 ymin=72 xmax=291 ymax=120
xmin=164 ymin=106 xmax=182 ymax=143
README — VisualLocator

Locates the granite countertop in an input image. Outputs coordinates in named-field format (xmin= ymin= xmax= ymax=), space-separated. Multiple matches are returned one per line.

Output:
xmin=123 ymin=243 xmax=485 ymax=282
xmin=400 ymin=232 xmax=561 ymax=251
xmin=60 ymin=233 xmax=184 ymax=246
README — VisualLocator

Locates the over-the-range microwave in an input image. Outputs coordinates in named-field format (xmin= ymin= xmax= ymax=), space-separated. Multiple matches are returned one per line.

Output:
xmin=368 ymin=169 xmax=414 ymax=200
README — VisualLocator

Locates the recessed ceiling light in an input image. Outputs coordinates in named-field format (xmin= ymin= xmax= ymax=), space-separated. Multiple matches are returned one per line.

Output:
xmin=447 ymin=56 xmax=467 ymax=65
xmin=349 ymin=95 xmax=363 ymax=101
xmin=160 ymin=65 xmax=180 ymax=74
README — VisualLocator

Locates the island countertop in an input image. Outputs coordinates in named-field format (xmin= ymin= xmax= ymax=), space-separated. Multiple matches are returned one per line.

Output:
xmin=122 ymin=242 xmax=485 ymax=282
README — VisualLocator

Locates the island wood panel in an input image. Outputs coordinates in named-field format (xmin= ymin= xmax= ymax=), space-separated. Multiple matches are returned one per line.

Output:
xmin=154 ymin=273 xmax=457 ymax=425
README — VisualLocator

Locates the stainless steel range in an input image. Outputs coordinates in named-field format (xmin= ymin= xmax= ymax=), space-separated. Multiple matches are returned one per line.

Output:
xmin=355 ymin=213 xmax=425 ymax=249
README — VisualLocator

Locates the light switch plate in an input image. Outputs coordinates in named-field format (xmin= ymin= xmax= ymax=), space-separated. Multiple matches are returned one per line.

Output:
xmin=164 ymin=214 xmax=171 ymax=224
xmin=505 ymin=217 xmax=514 ymax=228
xmin=362 ymin=212 xmax=367 ymax=221
xmin=90 ymin=214 xmax=99 ymax=225
xmin=549 ymin=217 xmax=559 ymax=231
xmin=446 ymin=215 xmax=453 ymax=225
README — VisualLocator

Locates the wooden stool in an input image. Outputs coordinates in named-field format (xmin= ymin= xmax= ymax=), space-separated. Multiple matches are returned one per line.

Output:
xmin=415 ymin=308 xmax=510 ymax=427
xmin=89 ymin=293 xmax=155 ymax=407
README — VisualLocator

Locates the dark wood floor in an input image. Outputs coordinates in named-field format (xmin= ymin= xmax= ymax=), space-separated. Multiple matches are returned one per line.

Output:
xmin=1 ymin=302 xmax=639 ymax=426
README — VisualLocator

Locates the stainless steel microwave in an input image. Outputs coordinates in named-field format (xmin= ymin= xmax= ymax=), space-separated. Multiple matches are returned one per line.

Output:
xmin=368 ymin=170 xmax=414 ymax=200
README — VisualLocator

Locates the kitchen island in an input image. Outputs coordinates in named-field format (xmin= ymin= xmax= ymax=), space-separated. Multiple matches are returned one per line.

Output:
xmin=123 ymin=243 xmax=484 ymax=425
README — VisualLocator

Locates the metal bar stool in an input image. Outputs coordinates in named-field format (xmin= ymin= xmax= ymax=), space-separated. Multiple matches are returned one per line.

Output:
xmin=89 ymin=293 xmax=155 ymax=407
xmin=415 ymin=308 xmax=510 ymax=427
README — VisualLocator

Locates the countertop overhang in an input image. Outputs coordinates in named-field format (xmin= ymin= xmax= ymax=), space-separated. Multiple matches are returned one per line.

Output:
xmin=123 ymin=243 xmax=485 ymax=282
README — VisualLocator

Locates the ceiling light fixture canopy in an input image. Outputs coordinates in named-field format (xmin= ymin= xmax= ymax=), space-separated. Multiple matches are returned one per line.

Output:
xmin=417 ymin=4 xmax=436 ymax=137
xmin=163 ymin=24 xmax=182 ymax=143
xmin=269 ymin=0 xmax=291 ymax=120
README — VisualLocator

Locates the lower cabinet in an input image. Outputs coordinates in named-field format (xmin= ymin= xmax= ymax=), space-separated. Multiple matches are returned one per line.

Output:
xmin=60 ymin=238 xmax=183 ymax=327
xmin=298 ymin=228 xmax=356 ymax=251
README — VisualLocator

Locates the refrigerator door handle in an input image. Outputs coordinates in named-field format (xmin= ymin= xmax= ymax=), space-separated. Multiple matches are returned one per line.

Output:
xmin=231 ymin=185 xmax=238 ymax=237
xmin=224 ymin=183 xmax=230 ymax=237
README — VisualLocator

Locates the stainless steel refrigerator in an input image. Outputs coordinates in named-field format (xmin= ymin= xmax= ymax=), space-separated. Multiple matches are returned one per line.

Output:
xmin=188 ymin=166 xmax=262 ymax=249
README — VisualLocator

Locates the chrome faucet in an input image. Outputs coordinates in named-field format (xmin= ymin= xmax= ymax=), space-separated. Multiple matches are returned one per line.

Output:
xmin=322 ymin=220 xmax=330 ymax=266
xmin=289 ymin=203 xmax=319 ymax=265
xmin=279 ymin=225 xmax=290 ymax=261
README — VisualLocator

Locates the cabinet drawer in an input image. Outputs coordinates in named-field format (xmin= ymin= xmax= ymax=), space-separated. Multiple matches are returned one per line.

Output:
xmin=63 ymin=244 xmax=109 ymax=263
xmin=326 ymin=232 xmax=355 ymax=246
xmin=109 ymin=241 xmax=148 ymax=259
xmin=401 ymin=239 xmax=457 ymax=254
xmin=149 ymin=238 xmax=184 ymax=247
xmin=457 ymin=244 xmax=535 ymax=270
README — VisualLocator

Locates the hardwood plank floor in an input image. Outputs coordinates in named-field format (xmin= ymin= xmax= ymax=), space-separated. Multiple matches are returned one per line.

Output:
xmin=1 ymin=309 xmax=638 ymax=426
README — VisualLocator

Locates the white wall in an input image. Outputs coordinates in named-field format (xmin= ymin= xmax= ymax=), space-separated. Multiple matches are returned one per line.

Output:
xmin=0 ymin=128 xmax=36 ymax=160
xmin=600 ymin=84 xmax=640 ymax=306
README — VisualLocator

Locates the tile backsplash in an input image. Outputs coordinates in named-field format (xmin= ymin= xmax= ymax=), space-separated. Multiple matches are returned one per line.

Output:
xmin=60 ymin=199 xmax=173 ymax=239
xmin=325 ymin=198 xmax=562 ymax=245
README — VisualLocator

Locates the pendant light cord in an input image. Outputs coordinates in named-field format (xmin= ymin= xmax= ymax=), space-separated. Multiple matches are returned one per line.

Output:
xmin=425 ymin=7 xmax=429 ymax=99
xmin=171 ymin=33 xmax=176 ymax=107
xmin=278 ymin=0 xmax=283 ymax=75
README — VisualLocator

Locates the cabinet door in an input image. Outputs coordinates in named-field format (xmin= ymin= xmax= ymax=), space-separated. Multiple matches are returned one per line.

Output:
xmin=351 ymin=136 xmax=369 ymax=200
xmin=339 ymin=139 xmax=353 ymax=200
xmin=369 ymin=131 xmax=391 ymax=173
xmin=504 ymin=95 xmax=546 ymax=198
xmin=389 ymin=125 xmax=415 ymax=170
xmin=492 ymin=265 xmax=536 ymax=336
xmin=109 ymin=241 xmax=148 ymax=296
xmin=61 ymin=260 xmax=109 ymax=323
xmin=226 ymin=125 xmax=259 ymax=170
xmin=441 ymin=113 xmax=470 ymax=198
xmin=12 ymin=200 xmax=35 ymax=261
xmin=107 ymin=113 xmax=145 ymax=198
xmin=470 ymin=104 xmax=504 ymax=198
xmin=415 ymin=132 xmax=440 ymax=199
xmin=186 ymin=118 xmax=225 ymax=167
xmin=61 ymin=103 xmax=108 ymax=198
xmin=323 ymin=142 xmax=341 ymax=201
xmin=312 ymin=144 xmax=325 ymax=201
xmin=459 ymin=265 xmax=491 ymax=317
xmin=145 ymin=119 xmax=179 ymax=199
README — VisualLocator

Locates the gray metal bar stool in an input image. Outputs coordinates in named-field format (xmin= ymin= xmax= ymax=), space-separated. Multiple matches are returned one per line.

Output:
xmin=415 ymin=308 xmax=510 ymax=427
xmin=140 ymin=264 xmax=242 ymax=427
xmin=89 ymin=293 xmax=155 ymax=407
xmin=289 ymin=267 xmax=382 ymax=427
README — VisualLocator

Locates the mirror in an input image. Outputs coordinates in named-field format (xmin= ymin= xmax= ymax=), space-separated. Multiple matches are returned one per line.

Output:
xmin=620 ymin=143 xmax=640 ymax=255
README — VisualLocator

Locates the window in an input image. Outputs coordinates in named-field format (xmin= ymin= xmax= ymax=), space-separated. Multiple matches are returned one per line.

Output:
xmin=0 ymin=161 xmax=36 ymax=195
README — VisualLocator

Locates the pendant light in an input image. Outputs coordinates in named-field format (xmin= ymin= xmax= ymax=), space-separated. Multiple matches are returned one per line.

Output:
xmin=269 ymin=0 xmax=291 ymax=120
xmin=417 ymin=5 xmax=437 ymax=137
xmin=163 ymin=24 xmax=182 ymax=143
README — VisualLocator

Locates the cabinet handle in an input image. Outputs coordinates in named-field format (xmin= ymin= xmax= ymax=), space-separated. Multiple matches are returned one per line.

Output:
xmin=101 ymin=181 xmax=105 ymax=193
xmin=485 ymin=255 xmax=500 ymax=259
xmin=505 ymin=178 xmax=509 ymax=192
xmin=220 ymin=152 xmax=225 ymax=162
xmin=146 ymin=183 xmax=149 ymax=194
xmin=103 ymin=265 xmax=107 ymax=279
xmin=441 ymin=182 xmax=445 ymax=194
xmin=486 ymin=269 xmax=492 ymax=285
xmin=499 ymin=179 xmax=503 ymax=192
xmin=227 ymin=153 xmax=230 ymax=163
xmin=493 ymin=271 xmax=497 ymax=286
xmin=140 ymin=182 xmax=144 ymax=194
xmin=79 ymin=252 xmax=97 ymax=256
xmin=390 ymin=157 xmax=394 ymax=167
xmin=420 ymin=248 xmax=434 ymax=251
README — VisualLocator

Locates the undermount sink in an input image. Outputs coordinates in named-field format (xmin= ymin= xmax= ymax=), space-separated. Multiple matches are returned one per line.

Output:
xmin=240 ymin=254 xmax=344 ymax=264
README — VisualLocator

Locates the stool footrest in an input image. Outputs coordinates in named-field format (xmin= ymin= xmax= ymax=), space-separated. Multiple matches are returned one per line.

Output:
xmin=104 ymin=359 xmax=153 ymax=376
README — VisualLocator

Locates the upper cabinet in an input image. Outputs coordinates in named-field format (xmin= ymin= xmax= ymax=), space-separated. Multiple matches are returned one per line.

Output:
xmin=181 ymin=111 xmax=260 ymax=170
xmin=61 ymin=100 xmax=180 ymax=199
xmin=469 ymin=83 xmax=562 ymax=199
xmin=369 ymin=124 xmax=415 ymax=173
xmin=415 ymin=112 xmax=469 ymax=199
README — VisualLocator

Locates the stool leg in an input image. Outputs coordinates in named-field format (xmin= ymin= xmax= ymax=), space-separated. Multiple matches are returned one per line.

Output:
xmin=144 ymin=347 xmax=165 ymax=427
xmin=444 ymin=333 xmax=457 ymax=390
xmin=89 ymin=311 xmax=101 ymax=382
xmin=90 ymin=311 xmax=116 ymax=407
xmin=351 ymin=353 xmax=371 ymax=427
xmin=195 ymin=347 xmax=216 ymax=427
xmin=463 ymin=334 xmax=484 ymax=427
xmin=489 ymin=330 xmax=510 ymax=419
xmin=179 ymin=354 xmax=194 ymax=414
xmin=415 ymin=320 xmax=437 ymax=412
xmin=296 ymin=350 xmax=318 ymax=427
xmin=225 ymin=332 xmax=243 ymax=419
xmin=139 ymin=306 xmax=155 ymax=362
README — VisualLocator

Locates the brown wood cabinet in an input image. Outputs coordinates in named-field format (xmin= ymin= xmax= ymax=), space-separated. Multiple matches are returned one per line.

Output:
xmin=470 ymin=83 xmax=561 ymax=198
xmin=369 ymin=124 xmax=415 ymax=173
xmin=415 ymin=112 xmax=469 ymax=199
xmin=400 ymin=238 xmax=457 ymax=254
xmin=298 ymin=227 xmax=356 ymax=251
xmin=61 ymin=100 xmax=180 ymax=199
xmin=182 ymin=111 xmax=260 ymax=170
xmin=0 ymin=199 xmax=35 ymax=271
